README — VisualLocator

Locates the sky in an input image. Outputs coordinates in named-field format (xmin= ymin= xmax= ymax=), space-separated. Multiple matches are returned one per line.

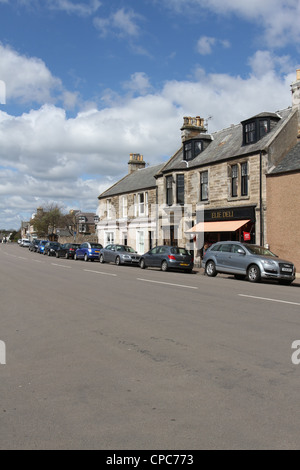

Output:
xmin=0 ymin=0 xmax=299 ymax=230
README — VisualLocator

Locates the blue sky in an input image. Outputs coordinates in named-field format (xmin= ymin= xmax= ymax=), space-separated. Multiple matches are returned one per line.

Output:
xmin=0 ymin=0 xmax=299 ymax=229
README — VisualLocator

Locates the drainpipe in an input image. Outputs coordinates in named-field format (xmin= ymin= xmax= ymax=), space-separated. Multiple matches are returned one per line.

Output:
xmin=155 ymin=186 xmax=159 ymax=247
xmin=259 ymin=150 xmax=264 ymax=246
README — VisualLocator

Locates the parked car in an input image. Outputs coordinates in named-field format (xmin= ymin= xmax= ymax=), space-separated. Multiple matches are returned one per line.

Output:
xmin=37 ymin=240 xmax=48 ymax=254
xmin=74 ymin=242 xmax=103 ymax=262
xmin=44 ymin=241 xmax=61 ymax=256
xmin=139 ymin=246 xmax=194 ymax=272
xmin=99 ymin=244 xmax=141 ymax=266
xmin=202 ymin=241 xmax=296 ymax=285
xmin=20 ymin=238 xmax=30 ymax=247
xmin=55 ymin=243 xmax=81 ymax=259
xmin=29 ymin=239 xmax=41 ymax=252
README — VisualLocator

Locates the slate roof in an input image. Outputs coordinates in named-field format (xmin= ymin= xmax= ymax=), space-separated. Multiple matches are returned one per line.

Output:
xmin=159 ymin=108 xmax=294 ymax=174
xmin=99 ymin=163 xmax=165 ymax=199
xmin=269 ymin=140 xmax=300 ymax=174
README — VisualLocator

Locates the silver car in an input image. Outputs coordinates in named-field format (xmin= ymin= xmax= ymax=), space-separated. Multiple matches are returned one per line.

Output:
xmin=202 ymin=241 xmax=295 ymax=285
xmin=99 ymin=244 xmax=141 ymax=266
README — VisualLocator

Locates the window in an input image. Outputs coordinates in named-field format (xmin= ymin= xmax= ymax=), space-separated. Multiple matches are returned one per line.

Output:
xmin=184 ymin=142 xmax=192 ymax=161
xmin=259 ymin=119 xmax=269 ymax=137
xmin=231 ymin=164 xmax=238 ymax=197
xmin=219 ymin=244 xmax=232 ymax=253
xmin=184 ymin=140 xmax=203 ymax=161
xmin=241 ymin=162 xmax=248 ymax=196
xmin=138 ymin=193 xmax=145 ymax=216
xmin=122 ymin=196 xmax=127 ymax=218
xmin=166 ymin=176 xmax=173 ymax=206
xmin=107 ymin=199 xmax=111 ymax=219
xmin=176 ymin=174 xmax=185 ymax=205
xmin=200 ymin=171 xmax=208 ymax=201
xmin=243 ymin=118 xmax=272 ymax=145
xmin=105 ymin=232 xmax=114 ymax=245
xmin=245 ymin=122 xmax=256 ymax=144
xmin=134 ymin=194 xmax=137 ymax=217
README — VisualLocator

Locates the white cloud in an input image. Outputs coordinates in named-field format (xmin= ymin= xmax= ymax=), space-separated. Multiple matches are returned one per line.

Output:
xmin=196 ymin=36 xmax=216 ymax=55
xmin=94 ymin=8 xmax=142 ymax=38
xmin=0 ymin=44 xmax=61 ymax=105
xmin=0 ymin=43 xmax=80 ymax=109
xmin=122 ymin=72 xmax=153 ymax=95
xmin=0 ymin=43 xmax=297 ymax=228
xmin=165 ymin=0 xmax=300 ymax=48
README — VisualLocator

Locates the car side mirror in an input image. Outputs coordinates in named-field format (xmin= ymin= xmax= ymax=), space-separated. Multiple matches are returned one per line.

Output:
xmin=237 ymin=249 xmax=245 ymax=255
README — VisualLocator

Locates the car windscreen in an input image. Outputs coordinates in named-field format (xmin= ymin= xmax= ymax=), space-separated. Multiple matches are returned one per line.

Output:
xmin=244 ymin=244 xmax=277 ymax=257
xmin=124 ymin=246 xmax=136 ymax=253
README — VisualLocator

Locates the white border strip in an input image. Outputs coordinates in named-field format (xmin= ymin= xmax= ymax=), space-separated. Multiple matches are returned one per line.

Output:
xmin=137 ymin=278 xmax=198 ymax=290
xmin=84 ymin=269 xmax=117 ymax=277
xmin=239 ymin=294 xmax=300 ymax=306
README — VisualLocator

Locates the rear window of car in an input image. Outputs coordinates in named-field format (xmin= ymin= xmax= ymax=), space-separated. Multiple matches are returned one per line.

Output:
xmin=90 ymin=244 xmax=103 ymax=249
xmin=171 ymin=247 xmax=191 ymax=255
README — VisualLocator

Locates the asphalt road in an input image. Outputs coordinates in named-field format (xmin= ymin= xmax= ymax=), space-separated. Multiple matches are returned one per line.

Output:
xmin=0 ymin=243 xmax=300 ymax=450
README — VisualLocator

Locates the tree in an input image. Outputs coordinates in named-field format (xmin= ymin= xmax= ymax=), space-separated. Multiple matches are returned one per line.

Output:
xmin=30 ymin=204 xmax=65 ymax=237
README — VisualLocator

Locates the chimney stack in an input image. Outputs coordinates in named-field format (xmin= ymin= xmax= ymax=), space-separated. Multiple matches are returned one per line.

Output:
xmin=128 ymin=153 xmax=146 ymax=174
xmin=180 ymin=116 xmax=206 ymax=142
xmin=291 ymin=69 xmax=300 ymax=137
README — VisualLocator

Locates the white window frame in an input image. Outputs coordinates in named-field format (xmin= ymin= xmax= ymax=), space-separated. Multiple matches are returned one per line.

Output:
xmin=105 ymin=232 xmax=115 ymax=245
xmin=122 ymin=196 xmax=128 ymax=218
xmin=107 ymin=199 xmax=111 ymax=219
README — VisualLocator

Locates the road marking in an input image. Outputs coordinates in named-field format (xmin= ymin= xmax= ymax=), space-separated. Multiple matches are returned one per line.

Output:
xmin=51 ymin=263 xmax=71 ymax=269
xmin=238 ymin=294 xmax=300 ymax=306
xmin=32 ymin=259 xmax=42 ymax=263
xmin=84 ymin=269 xmax=117 ymax=277
xmin=18 ymin=256 xmax=28 ymax=260
xmin=137 ymin=278 xmax=198 ymax=290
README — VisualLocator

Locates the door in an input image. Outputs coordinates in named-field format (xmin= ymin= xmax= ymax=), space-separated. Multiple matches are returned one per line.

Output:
xmin=227 ymin=244 xmax=247 ymax=274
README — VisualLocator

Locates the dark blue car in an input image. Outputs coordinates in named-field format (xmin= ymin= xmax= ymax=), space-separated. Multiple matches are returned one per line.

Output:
xmin=37 ymin=240 xmax=48 ymax=254
xmin=74 ymin=242 xmax=103 ymax=262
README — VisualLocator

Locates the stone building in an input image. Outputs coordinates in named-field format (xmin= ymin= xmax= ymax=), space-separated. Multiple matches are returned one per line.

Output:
xmin=97 ymin=71 xmax=300 ymax=263
xmin=97 ymin=154 xmax=164 ymax=253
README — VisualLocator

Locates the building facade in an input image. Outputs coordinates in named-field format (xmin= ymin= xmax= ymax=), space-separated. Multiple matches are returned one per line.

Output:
xmin=97 ymin=71 xmax=300 ymax=266
xmin=266 ymin=141 xmax=300 ymax=274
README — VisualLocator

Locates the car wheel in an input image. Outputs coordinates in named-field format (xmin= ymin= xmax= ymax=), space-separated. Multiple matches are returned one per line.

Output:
xmin=205 ymin=260 xmax=217 ymax=277
xmin=65 ymin=253 xmax=69 ymax=259
xmin=84 ymin=254 xmax=89 ymax=262
xmin=99 ymin=254 xmax=105 ymax=264
xmin=247 ymin=264 xmax=261 ymax=283
xmin=74 ymin=254 xmax=78 ymax=260
xmin=140 ymin=258 xmax=146 ymax=269
xmin=48 ymin=251 xmax=50 ymax=256
xmin=116 ymin=256 xmax=121 ymax=266
xmin=279 ymin=280 xmax=293 ymax=286
xmin=161 ymin=260 xmax=168 ymax=272
xmin=56 ymin=253 xmax=59 ymax=258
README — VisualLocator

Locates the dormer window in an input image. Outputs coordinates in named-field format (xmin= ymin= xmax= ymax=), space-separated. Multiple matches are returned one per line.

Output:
xmin=183 ymin=139 xmax=203 ymax=161
xmin=242 ymin=113 xmax=280 ymax=145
